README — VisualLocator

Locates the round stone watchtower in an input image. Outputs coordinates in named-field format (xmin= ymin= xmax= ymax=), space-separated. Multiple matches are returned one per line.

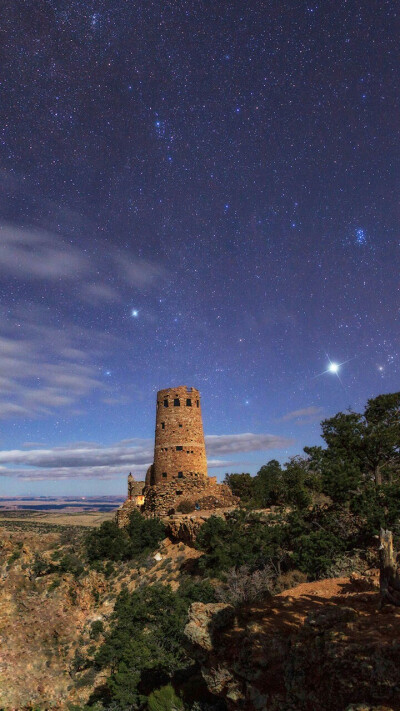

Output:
xmin=150 ymin=386 xmax=208 ymax=485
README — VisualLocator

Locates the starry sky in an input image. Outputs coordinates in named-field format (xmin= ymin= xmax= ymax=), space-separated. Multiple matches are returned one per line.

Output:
xmin=0 ymin=1 xmax=398 ymax=496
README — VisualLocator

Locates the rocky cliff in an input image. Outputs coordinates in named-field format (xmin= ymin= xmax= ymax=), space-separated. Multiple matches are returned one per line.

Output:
xmin=185 ymin=577 xmax=400 ymax=711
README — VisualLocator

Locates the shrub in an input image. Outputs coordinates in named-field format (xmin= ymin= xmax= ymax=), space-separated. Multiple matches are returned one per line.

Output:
xmin=176 ymin=499 xmax=195 ymax=514
xmin=87 ymin=580 xmax=218 ymax=707
xmin=31 ymin=553 xmax=52 ymax=577
xmin=85 ymin=510 xmax=165 ymax=563
xmin=58 ymin=552 xmax=85 ymax=578
xmin=223 ymin=473 xmax=253 ymax=502
xmin=90 ymin=620 xmax=104 ymax=640
xmin=125 ymin=510 xmax=165 ymax=556
xmin=148 ymin=684 xmax=183 ymax=711
xmin=215 ymin=565 xmax=274 ymax=606
xmin=178 ymin=577 xmax=216 ymax=603
xmin=291 ymin=529 xmax=346 ymax=579
xmin=195 ymin=511 xmax=288 ymax=577
xmin=274 ymin=569 xmax=307 ymax=593
xmin=48 ymin=578 xmax=61 ymax=593
xmin=85 ymin=520 xmax=132 ymax=562
xmin=7 ymin=550 xmax=21 ymax=565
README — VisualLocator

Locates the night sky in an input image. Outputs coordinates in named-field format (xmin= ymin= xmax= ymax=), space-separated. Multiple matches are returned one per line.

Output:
xmin=0 ymin=1 xmax=398 ymax=495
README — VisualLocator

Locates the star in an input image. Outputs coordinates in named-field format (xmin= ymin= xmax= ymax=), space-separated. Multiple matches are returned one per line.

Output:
xmin=356 ymin=228 xmax=367 ymax=245
xmin=328 ymin=362 xmax=339 ymax=374
xmin=131 ymin=309 xmax=139 ymax=318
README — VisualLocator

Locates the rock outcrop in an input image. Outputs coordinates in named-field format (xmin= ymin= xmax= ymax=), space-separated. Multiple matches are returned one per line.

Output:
xmin=184 ymin=578 xmax=400 ymax=711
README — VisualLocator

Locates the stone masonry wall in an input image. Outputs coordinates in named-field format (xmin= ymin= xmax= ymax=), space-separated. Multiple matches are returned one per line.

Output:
xmin=153 ymin=386 xmax=208 ymax=485
xmin=142 ymin=474 xmax=238 ymax=516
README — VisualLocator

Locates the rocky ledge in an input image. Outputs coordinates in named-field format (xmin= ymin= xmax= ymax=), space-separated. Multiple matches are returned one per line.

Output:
xmin=184 ymin=577 xmax=400 ymax=711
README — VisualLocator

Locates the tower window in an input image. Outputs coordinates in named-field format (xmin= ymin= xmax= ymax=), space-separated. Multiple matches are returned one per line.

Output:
xmin=179 ymin=423 xmax=182 ymax=428
xmin=196 ymin=400 xmax=199 ymax=407
xmin=161 ymin=422 xmax=165 ymax=429
xmin=174 ymin=398 xmax=180 ymax=406
xmin=178 ymin=472 xmax=183 ymax=478
xmin=162 ymin=472 xmax=167 ymax=478
xmin=186 ymin=398 xmax=192 ymax=406
xmin=164 ymin=399 xmax=168 ymax=407
xmin=176 ymin=445 xmax=183 ymax=451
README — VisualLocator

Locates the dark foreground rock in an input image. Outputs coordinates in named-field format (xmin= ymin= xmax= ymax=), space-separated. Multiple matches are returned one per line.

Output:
xmin=184 ymin=577 xmax=400 ymax=711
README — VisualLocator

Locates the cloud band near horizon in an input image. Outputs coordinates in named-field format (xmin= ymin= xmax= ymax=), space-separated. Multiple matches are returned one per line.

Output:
xmin=0 ymin=432 xmax=293 ymax=481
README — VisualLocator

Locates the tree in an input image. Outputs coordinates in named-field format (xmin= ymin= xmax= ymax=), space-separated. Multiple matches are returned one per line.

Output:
xmin=252 ymin=460 xmax=285 ymax=507
xmin=309 ymin=392 xmax=400 ymax=501
xmin=94 ymin=584 xmax=189 ymax=707
xmin=223 ymin=472 xmax=253 ymax=501
xmin=283 ymin=457 xmax=315 ymax=509
xmin=85 ymin=510 xmax=165 ymax=562
xmin=125 ymin=509 xmax=165 ymax=556
xmin=195 ymin=510 xmax=288 ymax=577
xmin=363 ymin=392 xmax=400 ymax=485
xmin=148 ymin=684 xmax=183 ymax=711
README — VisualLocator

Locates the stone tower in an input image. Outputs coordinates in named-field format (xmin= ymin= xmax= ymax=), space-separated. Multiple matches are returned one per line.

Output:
xmin=147 ymin=386 xmax=208 ymax=486
xmin=116 ymin=384 xmax=239 ymax=521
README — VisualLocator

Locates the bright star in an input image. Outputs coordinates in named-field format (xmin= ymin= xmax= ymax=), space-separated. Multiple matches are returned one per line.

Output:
xmin=313 ymin=355 xmax=354 ymax=388
xmin=131 ymin=309 xmax=139 ymax=318
xmin=328 ymin=362 xmax=339 ymax=374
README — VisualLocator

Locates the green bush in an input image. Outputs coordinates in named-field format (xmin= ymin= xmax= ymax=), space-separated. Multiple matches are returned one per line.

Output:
xmin=223 ymin=472 xmax=253 ymax=502
xmin=90 ymin=620 xmax=104 ymax=640
xmin=84 ymin=579 xmax=217 ymax=708
xmin=85 ymin=510 xmax=165 ymax=563
xmin=195 ymin=510 xmax=288 ymax=577
xmin=58 ymin=552 xmax=85 ymax=578
xmin=7 ymin=550 xmax=21 ymax=565
xmin=291 ymin=529 xmax=346 ymax=579
xmin=92 ymin=584 xmax=190 ymax=707
xmin=48 ymin=578 xmax=61 ymax=593
xmin=148 ymin=683 xmax=184 ymax=711
xmin=32 ymin=553 xmax=53 ymax=577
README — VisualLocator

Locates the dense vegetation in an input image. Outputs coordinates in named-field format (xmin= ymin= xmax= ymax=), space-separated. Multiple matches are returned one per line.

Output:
xmin=74 ymin=392 xmax=399 ymax=709
xmin=224 ymin=392 xmax=400 ymax=512
xmin=74 ymin=581 xmax=217 ymax=711
xmin=85 ymin=510 xmax=166 ymax=563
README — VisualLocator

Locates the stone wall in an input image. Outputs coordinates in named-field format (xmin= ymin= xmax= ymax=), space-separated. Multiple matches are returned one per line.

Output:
xmin=142 ymin=473 xmax=238 ymax=516
xmin=115 ymin=480 xmax=145 ymax=527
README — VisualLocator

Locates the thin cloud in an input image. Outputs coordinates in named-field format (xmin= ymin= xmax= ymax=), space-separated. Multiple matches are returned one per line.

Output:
xmin=81 ymin=282 xmax=123 ymax=305
xmin=113 ymin=254 xmax=167 ymax=289
xmin=0 ymin=432 xmax=292 ymax=480
xmin=205 ymin=433 xmax=293 ymax=454
xmin=280 ymin=406 xmax=324 ymax=423
xmin=0 ymin=224 xmax=89 ymax=280
xmin=0 ymin=320 xmax=107 ymax=418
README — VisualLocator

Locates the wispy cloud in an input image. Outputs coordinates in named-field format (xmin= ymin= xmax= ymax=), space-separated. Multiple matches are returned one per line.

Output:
xmin=0 ymin=432 xmax=291 ymax=480
xmin=0 ymin=318 xmax=109 ymax=418
xmin=280 ymin=406 xmax=324 ymax=423
xmin=114 ymin=254 xmax=166 ymax=289
xmin=205 ymin=433 xmax=293 ymax=454
xmin=0 ymin=222 xmax=165 ymax=296
xmin=0 ymin=224 xmax=89 ymax=280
